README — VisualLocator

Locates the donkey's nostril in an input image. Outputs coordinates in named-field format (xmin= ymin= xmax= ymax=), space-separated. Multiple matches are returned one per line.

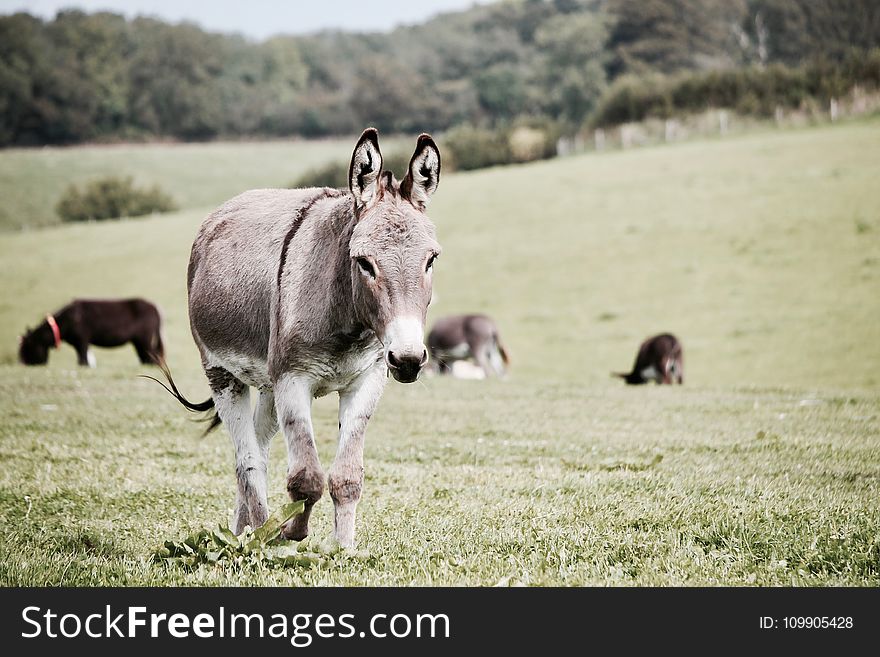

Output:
xmin=386 ymin=350 xmax=425 ymax=383
xmin=420 ymin=348 xmax=428 ymax=366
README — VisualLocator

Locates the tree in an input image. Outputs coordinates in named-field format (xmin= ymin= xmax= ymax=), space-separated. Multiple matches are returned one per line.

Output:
xmin=534 ymin=11 xmax=609 ymax=126
xmin=608 ymin=0 xmax=748 ymax=75
xmin=126 ymin=18 xmax=225 ymax=139
xmin=744 ymin=0 xmax=880 ymax=65
xmin=0 ymin=13 xmax=47 ymax=145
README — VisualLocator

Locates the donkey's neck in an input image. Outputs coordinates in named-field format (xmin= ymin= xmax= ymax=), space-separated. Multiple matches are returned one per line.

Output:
xmin=276 ymin=194 xmax=364 ymax=345
xmin=271 ymin=195 xmax=382 ymax=382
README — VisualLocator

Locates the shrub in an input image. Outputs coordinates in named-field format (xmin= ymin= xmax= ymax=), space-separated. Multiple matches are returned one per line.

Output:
xmin=291 ymin=121 xmax=560 ymax=188
xmin=508 ymin=117 xmax=561 ymax=161
xmin=290 ymin=150 xmax=416 ymax=189
xmin=441 ymin=124 xmax=511 ymax=171
xmin=591 ymin=50 xmax=880 ymax=128
xmin=291 ymin=160 xmax=348 ymax=189
xmin=380 ymin=150 xmax=415 ymax=180
xmin=508 ymin=126 xmax=547 ymax=163
xmin=56 ymin=176 xmax=177 ymax=222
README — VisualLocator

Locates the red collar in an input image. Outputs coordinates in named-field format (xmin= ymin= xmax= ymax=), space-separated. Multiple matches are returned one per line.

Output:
xmin=46 ymin=314 xmax=61 ymax=349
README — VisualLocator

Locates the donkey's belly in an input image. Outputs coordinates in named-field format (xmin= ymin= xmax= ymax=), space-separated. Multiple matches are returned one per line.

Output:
xmin=204 ymin=347 xmax=272 ymax=390
xmin=434 ymin=342 xmax=471 ymax=362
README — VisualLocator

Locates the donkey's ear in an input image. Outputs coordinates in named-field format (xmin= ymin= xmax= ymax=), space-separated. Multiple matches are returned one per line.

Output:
xmin=401 ymin=134 xmax=441 ymax=210
xmin=349 ymin=127 xmax=383 ymax=210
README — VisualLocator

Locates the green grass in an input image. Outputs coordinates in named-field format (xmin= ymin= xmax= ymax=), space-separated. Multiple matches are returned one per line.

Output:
xmin=0 ymin=119 xmax=878 ymax=585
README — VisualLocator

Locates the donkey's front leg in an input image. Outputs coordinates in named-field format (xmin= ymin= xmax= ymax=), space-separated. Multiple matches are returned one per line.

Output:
xmin=275 ymin=374 xmax=324 ymax=541
xmin=330 ymin=363 xmax=387 ymax=548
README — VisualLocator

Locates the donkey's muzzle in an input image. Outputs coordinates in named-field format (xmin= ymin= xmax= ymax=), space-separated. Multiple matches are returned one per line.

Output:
xmin=386 ymin=348 xmax=428 ymax=383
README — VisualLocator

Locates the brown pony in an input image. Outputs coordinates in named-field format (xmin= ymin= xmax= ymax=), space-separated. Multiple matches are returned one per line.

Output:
xmin=19 ymin=298 xmax=163 ymax=367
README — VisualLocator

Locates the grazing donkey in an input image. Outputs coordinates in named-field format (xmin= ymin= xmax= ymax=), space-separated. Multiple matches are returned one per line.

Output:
xmin=614 ymin=333 xmax=683 ymax=384
xmin=159 ymin=129 xmax=441 ymax=547
xmin=427 ymin=314 xmax=509 ymax=378
xmin=19 ymin=298 xmax=163 ymax=367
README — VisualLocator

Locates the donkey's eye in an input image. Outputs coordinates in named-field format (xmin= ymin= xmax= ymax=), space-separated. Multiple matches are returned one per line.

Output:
xmin=356 ymin=257 xmax=376 ymax=278
xmin=426 ymin=254 xmax=437 ymax=273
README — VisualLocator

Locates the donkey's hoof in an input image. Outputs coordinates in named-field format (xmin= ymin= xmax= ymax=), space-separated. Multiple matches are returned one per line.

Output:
xmin=281 ymin=516 xmax=309 ymax=541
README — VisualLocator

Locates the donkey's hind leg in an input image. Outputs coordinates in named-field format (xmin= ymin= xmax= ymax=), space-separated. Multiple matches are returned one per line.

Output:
xmin=472 ymin=340 xmax=496 ymax=378
xmin=230 ymin=389 xmax=278 ymax=532
xmin=208 ymin=366 xmax=270 ymax=534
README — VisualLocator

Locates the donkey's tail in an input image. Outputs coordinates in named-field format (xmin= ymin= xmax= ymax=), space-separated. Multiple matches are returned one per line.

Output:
xmin=150 ymin=331 xmax=166 ymax=364
xmin=497 ymin=337 xmax=510 ymax=366
xmin=140 ymin=359 xmax=221 ymax=434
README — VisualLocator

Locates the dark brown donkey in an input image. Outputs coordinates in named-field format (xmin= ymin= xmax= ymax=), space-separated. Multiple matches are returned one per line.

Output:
xmin=155 ymin=129 xmax=442 ymax=547
xmin=614 ymin=333 xmax=683 ymax=384
xmin=19 ymin=298 xmax=164 ymax=367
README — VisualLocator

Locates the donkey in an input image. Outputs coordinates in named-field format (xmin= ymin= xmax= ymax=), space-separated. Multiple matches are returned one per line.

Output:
xmin=158 ymin=129 xmax=441 ymax=547
xmin=427 ymin=314 xmax=509 ymax=378
xmin=614 ymin=333 xmax=683 ymax=384
xmin=19 ymin=298 xmax=164 ymax=367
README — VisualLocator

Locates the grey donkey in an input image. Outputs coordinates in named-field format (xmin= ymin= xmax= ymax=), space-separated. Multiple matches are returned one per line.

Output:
xmin=427 ymin=314 xmax=509 ymax=378
xmin=155 ymin=129 xmax=442 ymax=547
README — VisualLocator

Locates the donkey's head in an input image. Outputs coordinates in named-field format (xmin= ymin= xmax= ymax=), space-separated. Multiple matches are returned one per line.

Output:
xmin=18 ymin=326 xmax=50 ymax=365
xmin=348 ymin=129 xmax=442 ymax=383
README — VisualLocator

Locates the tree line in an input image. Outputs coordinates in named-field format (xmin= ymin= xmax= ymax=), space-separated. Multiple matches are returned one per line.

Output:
xmin=1 ymin=0 xmax=879 ymax=147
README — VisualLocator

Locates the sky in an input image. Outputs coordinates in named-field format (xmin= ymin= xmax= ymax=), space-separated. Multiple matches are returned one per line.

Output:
xmin=0 ymin=0 xmax=492 ymax=39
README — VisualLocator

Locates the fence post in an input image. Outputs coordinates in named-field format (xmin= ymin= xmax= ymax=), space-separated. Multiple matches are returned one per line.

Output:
xmin=830 ymin=97 xmax=839 ymax=122
xmin=719 ymin=110 xmax=729 ymax=136
xmin=594 ymin=128 xmax=605 ymax=151
xmin=556 ymin=137 xmax=568 ymax=157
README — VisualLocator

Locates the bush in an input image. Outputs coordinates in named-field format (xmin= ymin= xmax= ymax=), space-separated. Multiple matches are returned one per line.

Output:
xmin=379 ymin=150 xmax=415 ymax=180
xmin=290 ymin=150 xmax=415 ymax=189
xmin=56 ymin=176 xmax=177 ymax=222
xmin=291 ymin=121 xmax=560 ymax=188
xmin=509 ymin=117 xmax=560 ymax=161
xmin=591 ymin=50 xmax=880 ymax=128
xmin=441 ymin=124 xmax=511 ymax=171
xmin=291 ymin=161 xmax=348 ymax=189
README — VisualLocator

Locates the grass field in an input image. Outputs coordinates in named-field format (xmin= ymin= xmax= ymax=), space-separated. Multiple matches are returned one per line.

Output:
xmin=0 ymin=119 xmax=878 ymax=585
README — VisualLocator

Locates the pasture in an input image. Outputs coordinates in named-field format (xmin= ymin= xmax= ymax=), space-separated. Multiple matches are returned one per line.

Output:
xmin=0 ymin=119 xmax=878 ymax=585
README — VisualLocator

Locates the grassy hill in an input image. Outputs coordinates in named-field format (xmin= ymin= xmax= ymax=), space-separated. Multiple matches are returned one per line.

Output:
xmin=0 ymin=120 xmax=878 ymax=585
xmin=2 ymin=120 xmax=877 ymax=386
